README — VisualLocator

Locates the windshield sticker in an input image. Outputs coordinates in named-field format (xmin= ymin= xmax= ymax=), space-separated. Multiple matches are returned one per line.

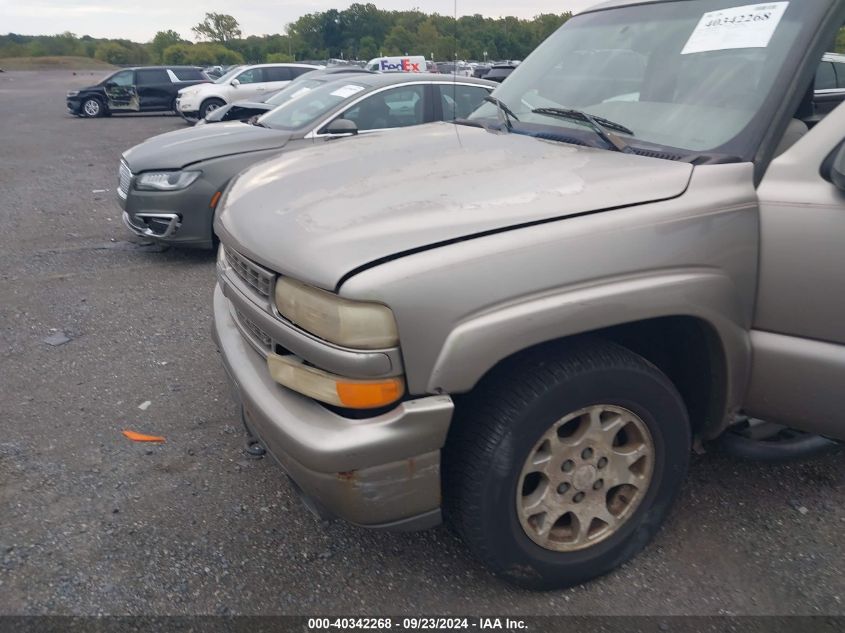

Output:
xmin=289 ymin=87 xmax=312 ymax=99
xmin=330 ymin=85 xmax=366 ymax=99
xmin=681 ymin=2 xmax=789 ymax=55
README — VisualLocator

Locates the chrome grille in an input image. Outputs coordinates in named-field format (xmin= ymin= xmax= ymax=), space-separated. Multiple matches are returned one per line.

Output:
xmin=235 ymin=309 xmax=272 ymax=350
xmin=118 ymin=161 xmax=132 ymax=199
xmin=225 ymin=247 xmax=274 ymax=298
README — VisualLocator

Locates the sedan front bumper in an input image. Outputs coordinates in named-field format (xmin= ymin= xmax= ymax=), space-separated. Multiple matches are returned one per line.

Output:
xmin=212 ymin=282 xmax=452 ymax=529
xmin=119 ymin=177 xmax=218 ymax=249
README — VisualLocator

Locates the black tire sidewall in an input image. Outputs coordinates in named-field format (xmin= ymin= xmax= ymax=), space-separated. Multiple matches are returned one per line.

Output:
xmin=201 ymin=99 xmax=224 ymax=119
xmin=480 ymin=365 xmax=689 ymax=587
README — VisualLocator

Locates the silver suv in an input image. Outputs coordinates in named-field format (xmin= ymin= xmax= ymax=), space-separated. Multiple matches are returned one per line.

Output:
xmin=212 ymin=0 xmax=845 ymax=588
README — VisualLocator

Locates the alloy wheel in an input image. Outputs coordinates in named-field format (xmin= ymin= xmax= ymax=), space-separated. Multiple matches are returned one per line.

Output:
xmin=516 ymin=404 xmax=655 ymax=552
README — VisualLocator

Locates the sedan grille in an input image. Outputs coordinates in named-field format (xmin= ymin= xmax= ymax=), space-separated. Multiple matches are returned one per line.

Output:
xmin=118 ymin=161 xmax=132 ymax=199
xmin=225 ymin=247 xmax=275 ymax=298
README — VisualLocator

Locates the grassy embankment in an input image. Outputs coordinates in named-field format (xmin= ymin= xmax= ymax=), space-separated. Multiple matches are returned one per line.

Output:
xmin=0 ymin=56 xmax=116 ymax=70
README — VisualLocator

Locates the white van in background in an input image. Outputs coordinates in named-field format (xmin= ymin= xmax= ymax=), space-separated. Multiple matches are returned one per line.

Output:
xmin=366 ymin=56 xmax=427 ymax=73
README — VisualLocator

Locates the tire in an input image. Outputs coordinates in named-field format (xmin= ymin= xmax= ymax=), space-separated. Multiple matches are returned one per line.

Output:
xmin=81 ymin=97 xmax=104 ymax=118
xmin=445 ymin=339 xmax=691 ymax=589
xmin=170 ymin=97 xmax=178 ymax=114
xmin=200 ymin=98 xmax=225 ymax=119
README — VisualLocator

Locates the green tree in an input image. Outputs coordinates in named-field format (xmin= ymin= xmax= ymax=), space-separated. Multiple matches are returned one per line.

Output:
xmin=383 ymin=25 xmax=415 ymax=55
xmin=192 ymin=12 xmax=242 ymax=43
xmin=358 ymin=35 xmax=378 ymax=60
xmin=162 ymin=43 xmax=193 ymax=65
xmin=150 ymin=30 xmax=184 ymax=62
xmin=266 ymin=52 xmax=294 ymax=63
xmin=183 ymin=43 xmax=243 ymax=65
xmin=94 ymin=42 xmax=131 ymax=65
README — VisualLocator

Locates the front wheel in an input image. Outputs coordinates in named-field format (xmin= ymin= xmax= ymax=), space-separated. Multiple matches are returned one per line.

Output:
xmin=445 ymin=340 xmax=691 ymax=589
xmin=200 ymin=98 xmax=225 ymax=119
xmin=81 ymin=97 xmax=104 ymax=118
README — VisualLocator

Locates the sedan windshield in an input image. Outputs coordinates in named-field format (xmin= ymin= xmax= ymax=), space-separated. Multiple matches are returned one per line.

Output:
xmin=257 ymin=81 xmax=368 ymax=131
xmin=470 ymin=0 xmax=824 ymax=157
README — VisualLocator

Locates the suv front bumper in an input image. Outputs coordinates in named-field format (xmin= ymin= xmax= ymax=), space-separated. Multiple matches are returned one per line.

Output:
xmin=212 ymin=282 xmax=453 ymax=530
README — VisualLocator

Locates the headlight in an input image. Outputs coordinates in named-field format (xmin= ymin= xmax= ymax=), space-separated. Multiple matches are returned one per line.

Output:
xmin=135 ymin=171 xmax=201 ymax=191
xmin=275 ymin=277 xmax=399 ymax=349
xmin=67 ymin=90 xmax=79 ymax=97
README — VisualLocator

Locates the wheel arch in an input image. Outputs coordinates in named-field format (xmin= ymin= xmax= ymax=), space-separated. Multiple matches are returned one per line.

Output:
xmin=429 ymin=271 xmax=750 ymax=440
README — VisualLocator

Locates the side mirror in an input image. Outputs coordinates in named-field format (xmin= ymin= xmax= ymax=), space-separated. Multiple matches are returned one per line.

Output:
xmin=326 ymin=118 xmax=358 ymax=137
xmin=104 ymin=81 xmax=116 ymax=89
xmin=230 ymin=78 xmax=240 ymax=87
xmin=830 ymin=143 xmax=845 ymax=190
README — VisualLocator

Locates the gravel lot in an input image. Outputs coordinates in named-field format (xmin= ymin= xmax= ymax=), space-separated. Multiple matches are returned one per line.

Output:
xmin=0 ymin=70 xmax=843 ymax=617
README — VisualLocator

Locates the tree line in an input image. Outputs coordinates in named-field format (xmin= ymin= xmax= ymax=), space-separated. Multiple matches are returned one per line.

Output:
xmin=0 ymin=4 xmax=572 ymax=66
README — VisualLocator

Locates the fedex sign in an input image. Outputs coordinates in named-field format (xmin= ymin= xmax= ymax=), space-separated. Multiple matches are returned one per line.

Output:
xmin=381 ymin=58 xmax=420 ymax=72
xmin=368 ymin=56 xmax=426 ymax=73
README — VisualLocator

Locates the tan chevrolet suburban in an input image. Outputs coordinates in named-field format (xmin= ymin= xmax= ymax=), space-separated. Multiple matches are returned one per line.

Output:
xmin=212 ymin=0 xmax=845 ymax=588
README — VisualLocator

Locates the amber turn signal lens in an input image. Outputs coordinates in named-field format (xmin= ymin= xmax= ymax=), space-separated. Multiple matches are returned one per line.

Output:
xmin=210 ymin=191 xmax=222 ymax=209
xmin=336 ymin=379 xmax=404 ymax=409
xmin=266 ymin=353 xmax=404 ymax=409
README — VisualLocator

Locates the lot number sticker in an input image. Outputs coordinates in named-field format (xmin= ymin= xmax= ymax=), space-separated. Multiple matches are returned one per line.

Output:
xmin=681 ymin=2 xmax=789 ymax=55
xmin=331 ymin=85 xmax=366 ymax=99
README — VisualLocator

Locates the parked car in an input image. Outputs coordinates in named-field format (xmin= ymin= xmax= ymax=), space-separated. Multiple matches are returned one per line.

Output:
xmin=203 ymin=65 xmax=226 ymax=80
xmin=473 ymin=64 xmax=492 ymax=79
xmin=175 ymin=63 xmax=323 ymax=121
xmin=118 ymin=73 xmax=495 ymax=248
xmin=484 ymin=62 xmax=519 ymax=83
xmin=199 ymin=67 xmax=376 ymax=125
xmin=211 ymin=0 xmax=845 ymax=590
xmin=66 ymin=66 xmax=209 ymax=118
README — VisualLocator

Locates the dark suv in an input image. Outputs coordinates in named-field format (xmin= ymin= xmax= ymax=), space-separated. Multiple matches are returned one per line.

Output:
xmin=67 ymin=66 xmax=209 ymax=118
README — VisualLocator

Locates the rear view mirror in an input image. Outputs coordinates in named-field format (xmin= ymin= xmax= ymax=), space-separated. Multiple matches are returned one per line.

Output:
xmin=830 ymin=143 xmax=845 ymax=190
xmin=230 ymin=78 xmax=240 ymax=87
xmin=326 ymin=119 xmax=358 ymax=137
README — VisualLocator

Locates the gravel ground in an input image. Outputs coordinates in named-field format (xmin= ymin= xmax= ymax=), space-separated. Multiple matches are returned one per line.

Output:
xmin=0 ymin=70 xmax=843 ymax=617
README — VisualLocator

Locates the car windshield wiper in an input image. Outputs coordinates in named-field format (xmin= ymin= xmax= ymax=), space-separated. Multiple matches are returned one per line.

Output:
xmin=484 ymin=95 xmax=519 ymax=131
xmin=531 ymin=107 xmax=634 ymax=153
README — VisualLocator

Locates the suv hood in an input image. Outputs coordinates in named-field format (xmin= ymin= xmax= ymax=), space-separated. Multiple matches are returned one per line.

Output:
xmin=123 ymin=121 xmax=291 ymax=171
xmin=216 ymin=123 xmax=693 ymax=290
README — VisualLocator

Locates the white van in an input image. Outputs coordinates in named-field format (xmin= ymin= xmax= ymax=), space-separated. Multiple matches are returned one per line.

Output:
xmin=366 ymin=56 xmax=427 ymax=73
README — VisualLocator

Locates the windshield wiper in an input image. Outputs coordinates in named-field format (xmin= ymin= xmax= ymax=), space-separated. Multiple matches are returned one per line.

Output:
xmin=531 ymin=107 xmax=634 ymax=153
xmin=484 ymin=95 xmax=519 ymax=131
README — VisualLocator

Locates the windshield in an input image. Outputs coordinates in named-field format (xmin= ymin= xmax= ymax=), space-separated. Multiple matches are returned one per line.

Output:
xmin=214 ymin=66 xmax=246 ymax=84
xmin=470 ymin=0 xmax=825 ymax=158
xmin=257 ymin=81 xmax=368 ymax=131
xmin=264 ymin=78 xmax=326 ymax=106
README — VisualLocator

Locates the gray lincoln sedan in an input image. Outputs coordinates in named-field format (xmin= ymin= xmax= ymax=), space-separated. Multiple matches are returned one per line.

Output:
xmin=117 ymin=73 xmax=496 ymax=249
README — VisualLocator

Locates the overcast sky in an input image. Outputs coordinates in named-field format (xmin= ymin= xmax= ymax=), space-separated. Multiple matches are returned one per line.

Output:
xmin=0 ymin=0 xmax=602 ymax=42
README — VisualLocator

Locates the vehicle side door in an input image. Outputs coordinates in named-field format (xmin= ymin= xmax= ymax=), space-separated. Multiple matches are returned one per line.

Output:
xmin=745 ymin=102 xmax=845 ymax=440
xmin=104 ymin=69 xmax=139 ymax=111
xmin=336 ymin=84 xmax=431 ymax=132
xmin=263 ymin=66 xmax=295 ymax=95
xmin=135 ymin=68 xmax=172 ymax=110
xmin=231 ymin=67 xmax=267 ymax=101
xmin=434 ymin=83 xmax=493 ymax=121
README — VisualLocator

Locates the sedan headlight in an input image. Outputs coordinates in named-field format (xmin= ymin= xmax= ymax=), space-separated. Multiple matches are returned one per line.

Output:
xmin=275 ymin=277 xmax=399 ymax=349
xmin=135 ymin=171 xmax=201 ymax=191
xmin=67 ymin=90 xmax=79 ymax=97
